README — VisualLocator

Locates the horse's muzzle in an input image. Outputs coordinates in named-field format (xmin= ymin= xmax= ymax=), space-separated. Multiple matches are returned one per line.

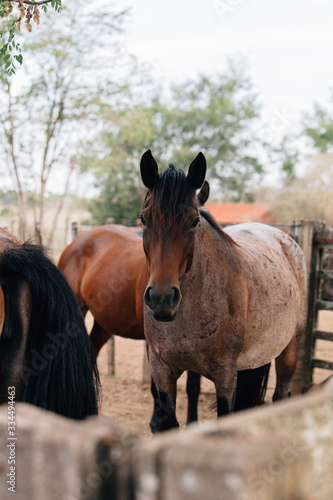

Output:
xmin=144 ymin=285 xmax=181 ymax=322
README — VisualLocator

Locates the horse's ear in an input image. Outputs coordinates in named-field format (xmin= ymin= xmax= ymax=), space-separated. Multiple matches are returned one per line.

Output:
xmin=197 ymin=180 xmax=210 ymax=206
xmin=187 ymin=152 xmax=206 ymax=190
xmin=140 ymin=150 xmax=158 ymax=190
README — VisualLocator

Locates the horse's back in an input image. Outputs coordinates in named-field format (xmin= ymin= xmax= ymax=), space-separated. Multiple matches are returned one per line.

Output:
xmin=225 ymin=222 xmax=306 ymax=285
xmin=59 ymin=225 xmax=143 ymax=290
xmin=59 ymin=225 xmax=141 ymax=263
xmin=58 ymin=225 xmax=147 ymax=336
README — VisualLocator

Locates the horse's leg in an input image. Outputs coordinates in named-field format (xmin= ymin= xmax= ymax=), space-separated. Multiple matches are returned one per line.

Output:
xmin=186 ymin=371 xmax=201 ymax=425
xmin=149 ymin=352 xmax=181 ymax=433
xmin=273 ymin=336 xmax=299 ymax=401
xmin=150 ymin=378 xmax=165 ymax=432
xmin=150 ymin=378 xmax=179 ymax=433
xmin=89 ymin=320 xmax=111 ymax=359
xmin=212 ymin=365 xmax=237 ymax=417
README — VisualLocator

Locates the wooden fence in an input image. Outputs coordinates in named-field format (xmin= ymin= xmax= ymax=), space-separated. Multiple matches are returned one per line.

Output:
xmin=1 ymin=378 xmax=333 ymax=500
xmin=290 ymin=220 xmax=333 ymax=394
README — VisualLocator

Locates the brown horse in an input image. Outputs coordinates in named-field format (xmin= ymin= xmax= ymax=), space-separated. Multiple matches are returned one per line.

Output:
xmin=140 ymin=150 xmax=308 ymax=432
xmin=0 ymin=228 xmax=99 ymax=419
xmin=58 ymin=182 xmax=210 ymax=425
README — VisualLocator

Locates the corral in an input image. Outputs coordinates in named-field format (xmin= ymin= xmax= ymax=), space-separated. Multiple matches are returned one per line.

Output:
xmin=1 ymin=219 xmax=333 ymax=499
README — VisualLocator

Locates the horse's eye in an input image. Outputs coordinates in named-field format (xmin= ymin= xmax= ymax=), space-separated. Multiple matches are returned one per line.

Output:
xmin=139 ymin=215 xmax=147 ymax=227
xmin=190 ymin=217 xmax=200 ymax=229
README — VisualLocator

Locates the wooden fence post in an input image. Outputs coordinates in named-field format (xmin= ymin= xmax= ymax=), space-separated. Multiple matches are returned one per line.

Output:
xmin=107 ymin=337 xmax=115 ymax=376
xmin=290 ymin=219 xmax=324 ymax=394
xmin=71 ymin=221 xmax=79 ymax=241
xmin=35 ymin=222 xmax=42 ymax=245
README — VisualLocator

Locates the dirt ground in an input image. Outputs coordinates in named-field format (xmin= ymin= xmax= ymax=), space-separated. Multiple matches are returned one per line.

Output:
xmin=93 ymin=311 xmax=333 ymax=439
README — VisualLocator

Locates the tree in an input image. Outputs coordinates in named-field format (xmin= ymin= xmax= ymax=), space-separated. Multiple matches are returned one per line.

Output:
xmin=261 ymin=154 xmax=333 ymax=226
xmin=267 ymin=135 xmax=300 ymax=187
xmin=304 ymin=90 xmax=333 ymax=154
xmin=156 ymin=64 xmax=264 ymax=201
xmin=81 ymin=61 xmax=265 ymax=225
xmin=256 ymin=91 xmax=333 ymax=225
xmin=0 ymin=0 xmax=134 ymax=243
xmin=79 ymin=104 xmax=157 ymax=225
xmin=0 ymin=0 xmax=62 ymax=75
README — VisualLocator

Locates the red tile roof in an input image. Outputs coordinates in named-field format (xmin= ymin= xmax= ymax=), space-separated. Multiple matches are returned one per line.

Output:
xmin=204 ymin=203 xmax=273 ymax=224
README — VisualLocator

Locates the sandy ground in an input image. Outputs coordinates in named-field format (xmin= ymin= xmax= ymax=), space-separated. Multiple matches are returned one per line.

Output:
xmin=94 ymin=311 xmax=333 ymax=439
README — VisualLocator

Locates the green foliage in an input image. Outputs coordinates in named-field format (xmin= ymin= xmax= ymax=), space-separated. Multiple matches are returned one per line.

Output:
xmin=270 ymin=136 xmax=299 ymax=187
xmin=0 ymin=17 xmax=21 ymax=75
xmin=80 ymin=107 xmax=154 ymax=225
xmin=304 ymin=93 xmax=333 ymax=153
xmin=88 ymin=176 xmax=146 ymax=227
xmin=0 ymin=0 xmax=62 ymax=75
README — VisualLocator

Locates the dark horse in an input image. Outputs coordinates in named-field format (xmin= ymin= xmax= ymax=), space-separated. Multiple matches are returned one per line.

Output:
xmin=0 ymin=228 xmax=99 ymax=419
xmin=140 ymin=150 xmax=308 ymax=432
xmin=58 ymin=182 xmax=210 ymax=426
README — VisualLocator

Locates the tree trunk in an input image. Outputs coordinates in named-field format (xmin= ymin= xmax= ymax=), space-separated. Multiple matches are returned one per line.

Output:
xmin=8 ymin=95 xmax=27 ymax=239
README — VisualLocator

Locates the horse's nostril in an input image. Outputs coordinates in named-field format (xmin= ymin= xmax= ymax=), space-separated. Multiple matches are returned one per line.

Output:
xmin=144 ymin=286 xmax=153 ymax=308
xmin=172 ymin=287 xmax=181 ymax=306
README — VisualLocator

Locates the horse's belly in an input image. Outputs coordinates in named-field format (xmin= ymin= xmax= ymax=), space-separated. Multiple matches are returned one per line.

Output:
xmin=237 ymin=309 xmax=299 ymax=370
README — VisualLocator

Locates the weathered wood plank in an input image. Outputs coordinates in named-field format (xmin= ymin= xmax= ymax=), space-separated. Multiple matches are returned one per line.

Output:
xmin=318 ymin=270 xmax=333 ymax=280
xmin=316 ymin=300 xmax=333 ymax=311
xmin=317 ymin=243 xmax=333 ymax=251
xmin=314 ymin=330 xmax=333 ymax=342
xmin=312 ymin=359 xmax=333 ymax=371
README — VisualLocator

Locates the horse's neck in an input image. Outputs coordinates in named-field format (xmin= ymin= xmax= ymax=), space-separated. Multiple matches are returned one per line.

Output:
xmin=187 ymin=219 xmax=232 ymax=288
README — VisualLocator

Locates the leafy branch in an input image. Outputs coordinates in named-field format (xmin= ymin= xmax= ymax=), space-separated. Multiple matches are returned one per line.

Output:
xmin=0 ymin=0 xmax=62 ymax=75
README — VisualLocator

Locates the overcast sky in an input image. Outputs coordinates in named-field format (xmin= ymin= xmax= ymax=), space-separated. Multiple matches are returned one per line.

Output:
xmin=117 ymin=0 xmax=333 ymax=130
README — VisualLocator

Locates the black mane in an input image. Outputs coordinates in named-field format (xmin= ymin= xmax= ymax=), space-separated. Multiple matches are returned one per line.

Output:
xmin=199 ymin=207 xmax=237 ymax=250
xmin=145 ymin=165 xmax=195 ymax=230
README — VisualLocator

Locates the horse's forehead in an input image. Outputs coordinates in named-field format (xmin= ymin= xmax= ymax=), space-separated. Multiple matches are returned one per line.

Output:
xmin=145 ymin=191 xmax=198 ymax=223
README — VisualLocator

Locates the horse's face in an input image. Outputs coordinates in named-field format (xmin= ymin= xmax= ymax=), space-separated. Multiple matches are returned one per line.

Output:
xmin=140 ymin=150 xmax=206 ymax=322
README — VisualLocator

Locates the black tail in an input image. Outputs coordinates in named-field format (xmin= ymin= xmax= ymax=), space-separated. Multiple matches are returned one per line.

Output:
xmin=234 ymin=363 xmax=271 ymax=412
xmin=0 ymin=243 xmax=100 ymax=419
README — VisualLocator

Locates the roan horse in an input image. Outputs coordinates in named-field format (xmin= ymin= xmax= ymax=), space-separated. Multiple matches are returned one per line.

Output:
xmin=139 ymin=150 xmax=308 ymax=432
xmin=0 ymin=228 xmax=99 ymax=419
xmin=58 ymin=182 xmax=210 ymax=426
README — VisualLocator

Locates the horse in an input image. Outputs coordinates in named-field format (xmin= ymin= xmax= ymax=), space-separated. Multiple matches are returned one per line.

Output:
xmin=0 ymin=227 xmax=100 ymax=419
xmin=58 ymin=182 xmax=210 ymax=426
xmin=139 ymin=150 xmax=308 ymax=432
